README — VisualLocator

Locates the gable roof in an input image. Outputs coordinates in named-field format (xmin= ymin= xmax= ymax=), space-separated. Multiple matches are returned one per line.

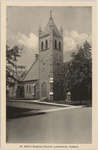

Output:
xmin=23 ymin=59 xmax=39 ymax=81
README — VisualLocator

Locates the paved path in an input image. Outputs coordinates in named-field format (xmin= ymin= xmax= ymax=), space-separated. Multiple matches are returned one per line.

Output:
xmin=8 ymin=99 xmax=72 ymax=107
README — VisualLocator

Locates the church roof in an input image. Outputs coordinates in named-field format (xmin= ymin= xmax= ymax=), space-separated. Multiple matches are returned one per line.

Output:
xmin=44 ymin=10 xmax=61 ymax=37
xmin=23 ymin=59 xmax=39 ymax=81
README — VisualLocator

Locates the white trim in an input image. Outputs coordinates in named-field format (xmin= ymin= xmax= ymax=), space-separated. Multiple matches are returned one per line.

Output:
xmin=49 ymin=92 xmax=53 ymax=95
xmin=49 ymin=77 xmax=53 ymax=83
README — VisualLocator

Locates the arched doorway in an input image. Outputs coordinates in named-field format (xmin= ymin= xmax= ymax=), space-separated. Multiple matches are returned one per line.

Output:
xmin=41 ymin=82 xmax=47 ymax=97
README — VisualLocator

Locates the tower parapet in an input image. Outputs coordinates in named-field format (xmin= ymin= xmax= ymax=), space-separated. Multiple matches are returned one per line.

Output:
xmin=38 ymin=26 xmax=42 ymax=35
xmin=60 ymin=26 xmax=63 ymax=36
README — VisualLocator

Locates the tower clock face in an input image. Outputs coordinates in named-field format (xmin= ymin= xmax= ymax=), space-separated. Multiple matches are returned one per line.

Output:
xmin=40 ymin=58 xmax=46 ymax=71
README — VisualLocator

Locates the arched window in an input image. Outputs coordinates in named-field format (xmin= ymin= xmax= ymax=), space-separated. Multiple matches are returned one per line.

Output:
xmin=54 ymin=40 xmax=57 ymax=49
xmin=26 ymin=84 xmax=28 ymax=93
xmin=59 ymin=41 xmax=61 ymax=50
xmin=41 ymin=41 xmax=43 ymax=50
xmin=45 ymin=40 xmax=48 ymax=49
xmin=29 ymin=85 xmax=31 ymax=93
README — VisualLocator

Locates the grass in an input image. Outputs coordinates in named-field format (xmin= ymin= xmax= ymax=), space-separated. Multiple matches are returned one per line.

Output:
xmin=6 ymin=106 xmax=41 ymax=119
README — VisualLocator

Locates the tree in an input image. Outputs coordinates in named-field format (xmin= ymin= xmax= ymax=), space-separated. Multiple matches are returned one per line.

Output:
xmin=64 ymin=41 xmax=92 ymax=105
xmin=6 ymin=45 xmax=23 ymax=96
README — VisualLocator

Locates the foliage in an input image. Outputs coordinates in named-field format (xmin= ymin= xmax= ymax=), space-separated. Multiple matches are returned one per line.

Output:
xmin=63 ymin=41 xmax=92 ymax=103
xmin=6 ymin=45 xmax=23 ymax=89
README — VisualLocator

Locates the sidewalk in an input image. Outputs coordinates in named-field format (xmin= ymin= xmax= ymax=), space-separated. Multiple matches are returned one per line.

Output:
xmin=8 ymin=99 xmax=72 ymax=107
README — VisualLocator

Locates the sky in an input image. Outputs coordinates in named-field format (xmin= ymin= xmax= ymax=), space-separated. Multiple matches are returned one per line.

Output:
xmin=7 ymin=6 xmax=92 ymax=69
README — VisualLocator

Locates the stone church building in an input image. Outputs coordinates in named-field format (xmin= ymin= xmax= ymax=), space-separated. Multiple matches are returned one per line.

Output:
xmin=15 ymin=11 xmax=64 ymax=101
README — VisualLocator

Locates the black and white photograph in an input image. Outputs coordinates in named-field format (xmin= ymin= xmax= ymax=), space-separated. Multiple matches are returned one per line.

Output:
xmin=2 ymin=2 xmax=95 ymax=147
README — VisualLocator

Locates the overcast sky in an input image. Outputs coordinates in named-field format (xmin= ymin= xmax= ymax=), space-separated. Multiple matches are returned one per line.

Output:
xmin=7 ymin=6 xmax=92 ymax=69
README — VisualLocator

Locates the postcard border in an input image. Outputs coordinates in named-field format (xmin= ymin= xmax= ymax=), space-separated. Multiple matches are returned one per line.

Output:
xmin=1 ymin=1 xmax=97 ymax=150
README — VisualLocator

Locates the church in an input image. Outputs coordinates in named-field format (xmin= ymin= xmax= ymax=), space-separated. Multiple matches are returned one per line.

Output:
xmin=15 ymin=11 xmax=64 ymax=101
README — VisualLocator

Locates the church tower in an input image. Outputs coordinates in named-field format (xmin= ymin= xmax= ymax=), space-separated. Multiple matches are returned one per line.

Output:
xmin=39 ymin=11 xmax=64 ymax=101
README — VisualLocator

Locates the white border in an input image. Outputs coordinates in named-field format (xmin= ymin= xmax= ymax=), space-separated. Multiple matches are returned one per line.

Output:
xmin=1 ymin=1 xmax=97 ymax=150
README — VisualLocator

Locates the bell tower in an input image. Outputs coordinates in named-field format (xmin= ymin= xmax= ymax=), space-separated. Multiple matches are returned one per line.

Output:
xmin=39 ymin=11 xmax=64 ymax=101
